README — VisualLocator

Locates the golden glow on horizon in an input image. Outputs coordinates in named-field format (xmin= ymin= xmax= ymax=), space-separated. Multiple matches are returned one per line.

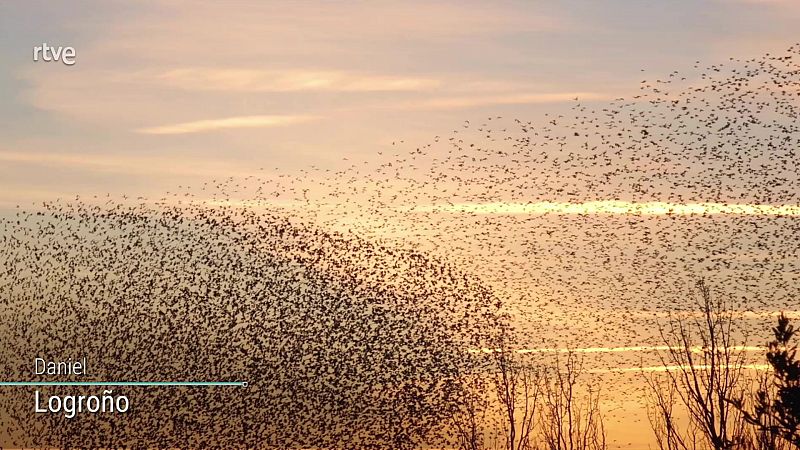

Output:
xmin=421 ymin=201 xmax=800 ymax=216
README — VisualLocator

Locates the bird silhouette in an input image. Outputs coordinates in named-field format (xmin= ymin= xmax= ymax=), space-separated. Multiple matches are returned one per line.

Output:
xmin=2 ymin=43 xmax=800 ymax=448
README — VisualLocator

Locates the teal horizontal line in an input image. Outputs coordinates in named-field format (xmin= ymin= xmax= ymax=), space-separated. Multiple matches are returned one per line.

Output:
xmin=0 ymin=381 xmax=247 ymax=387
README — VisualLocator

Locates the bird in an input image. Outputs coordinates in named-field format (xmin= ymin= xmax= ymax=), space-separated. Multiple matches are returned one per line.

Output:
xmin=2 ymin=42 xmax=800 ymax=448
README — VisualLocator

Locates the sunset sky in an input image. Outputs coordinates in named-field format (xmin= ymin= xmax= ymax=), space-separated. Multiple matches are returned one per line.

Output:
xmin=2 ymin=0 xmax=800 ymax=210
xmin=2 ymin=3 xmax=800 ymax=449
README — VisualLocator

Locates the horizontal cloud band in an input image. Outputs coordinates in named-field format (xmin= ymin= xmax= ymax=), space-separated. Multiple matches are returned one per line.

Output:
xmin=469 ymin=345 xmax=766 ymax=355
xmin=138 ymin=115 xmax=317 ymax=135
xmin=419 ymin=201 xmax=800 ymax=216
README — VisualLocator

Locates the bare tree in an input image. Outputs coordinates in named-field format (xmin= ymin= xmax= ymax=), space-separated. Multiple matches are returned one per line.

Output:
xmin=493 ymin=344 xmax=542 ymax=450
xmin=447 ymin=341 xmax=542 ymax=450
xmin=447 ymin=343 xmax=606 ymax=450
xmin=541 ymin=351 xmax=606 ymax=450
xmin=647 ymin=279 xmax=749 ymax=450
xmin=645 ymin=370 xmax=701 ymax=450
xmin=448 ymin=373 xmax=493 ymax=450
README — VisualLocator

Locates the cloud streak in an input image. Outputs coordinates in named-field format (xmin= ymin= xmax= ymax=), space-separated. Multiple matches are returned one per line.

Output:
xmin=470 ymin=345 xmax=767 ymax=355
xmin=137 ymin=115 xmax=317 ymax=135
xmin=396 ymin=92 xmax=608 ymax=110
xmin=156 ymin=68 xmax=440 ymax=92
xmin=0 ymin=150 xmax=259 ymax=177
xmin=591 ymin=364 xmax=771 ymax=374
xmin=420 ymin=200 xmax=800 ymax=216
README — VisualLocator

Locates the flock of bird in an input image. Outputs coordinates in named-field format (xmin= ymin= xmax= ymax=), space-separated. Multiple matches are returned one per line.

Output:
xmin=0 ymin=200 xmax=505 ymax=447
xmin=1 ymin=44 xmax=799 ymax=447
xmin=195 ymin=44 xmax=800 ymax=350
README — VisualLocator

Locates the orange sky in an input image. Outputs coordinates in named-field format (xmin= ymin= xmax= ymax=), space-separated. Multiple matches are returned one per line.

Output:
xmin=2 ymin=2 xmax=800 ymax=449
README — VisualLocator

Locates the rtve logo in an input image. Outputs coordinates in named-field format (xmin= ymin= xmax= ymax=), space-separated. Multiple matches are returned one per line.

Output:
xmin=33 ymin=43 xmax=76 ymax=66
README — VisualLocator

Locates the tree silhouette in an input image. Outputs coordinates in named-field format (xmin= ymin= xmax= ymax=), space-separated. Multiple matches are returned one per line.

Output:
xmin=646 ymin=279 xmax=749 ymax=450
xmin=446 ymin=347 xmax=605 ymax=450
xmin=541 ymin=352 xmax=606 ymax=450
xmin=739 ymin=314 xmax=800 ymax=449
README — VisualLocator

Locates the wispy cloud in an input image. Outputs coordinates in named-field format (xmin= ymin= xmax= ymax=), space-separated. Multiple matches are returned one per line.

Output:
xmin=591 ymin=364 xmax=771 ymax=374
xmin=419 ymin=201 xmax=800 ymax=216
xmin=470 ymin=345 xmax=766 ymax=355
xmin=397 ymin=92 xmax=608 ymax=110
xmin=0 ymin=150 xmax=259 ymax=177
xmin=467 ymin=346 xmax=771 ymax=374
xmin=137 ymin=115 xmax=317 ymax=135
xmin=630 ymin=310 xmax=800 ymax=320
xmin=156 ymin=68 xmax=440 ymax=92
